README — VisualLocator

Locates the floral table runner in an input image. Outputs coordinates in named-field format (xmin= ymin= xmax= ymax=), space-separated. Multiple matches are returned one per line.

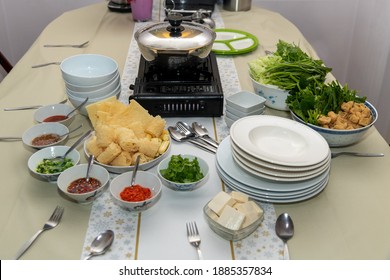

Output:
xmin=80 ymin=4 xmax=284 ymax=260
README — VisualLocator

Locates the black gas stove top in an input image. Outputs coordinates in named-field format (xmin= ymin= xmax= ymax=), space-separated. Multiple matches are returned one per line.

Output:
xmin=129 ymin=52 xmax=224 ymax=117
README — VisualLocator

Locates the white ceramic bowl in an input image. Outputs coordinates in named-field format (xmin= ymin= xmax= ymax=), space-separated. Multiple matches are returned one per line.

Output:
xmin=83 ymin=131 xmax=171 ymax=173
xmin=60 ymin=54 xmax=119 ymax=86
xmin=57 ymin=163 xmax=110 ymax=203
xmin=203 ymin=199 xmax=264 ymax=241
xmin=110 ymin=171 xmax=162 ymax=212
xmin=250 ymin=76 xmax=290 ymax=111
xmin=27 ymin=145 xmax=81 ymax=183
xmin=67 ymin=87 xmax=121 ymax=116
xmin=22 ymin=122 xmax=69 ymax=149
xmin=65 ymin=74 xmax=121 ymax=99
xmin=157 ymin=154 xmax=209 ymax=191
xmin=226 ymin=91 xmax=266 ymax=113
xmin=290 ymin=101 xmax=378 ymax=147
xmin=64 ymin=71 xmax=120 ymax=93
xmin=34 ymin=103 xmax=76 ymax=127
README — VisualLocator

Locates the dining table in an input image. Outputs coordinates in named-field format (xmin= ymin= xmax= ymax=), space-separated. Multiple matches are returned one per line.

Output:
xmin=1 ymin=1 xmax=390 ymax=261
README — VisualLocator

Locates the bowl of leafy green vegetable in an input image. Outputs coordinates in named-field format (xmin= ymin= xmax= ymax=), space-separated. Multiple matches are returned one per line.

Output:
xmin=157 ymin=154 xmax=209 ymax=191
xmin=288 ymin=82 xmax=378 ymax=147
xmin=248 ymin=40 xmax=331 ymax=111
xmin=27 ymin=145 xmax=80 ymax=183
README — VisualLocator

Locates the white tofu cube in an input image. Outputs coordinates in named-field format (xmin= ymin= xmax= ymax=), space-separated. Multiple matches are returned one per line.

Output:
xmin=208 ymin=191 xmax=235 ymax=215
xmin=217 ymin=205 xmax=245 ymax=230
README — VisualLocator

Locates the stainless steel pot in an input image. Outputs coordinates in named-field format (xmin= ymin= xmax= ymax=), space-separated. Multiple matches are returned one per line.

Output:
xmin=134 ymin=13 xmax=216 ymax=61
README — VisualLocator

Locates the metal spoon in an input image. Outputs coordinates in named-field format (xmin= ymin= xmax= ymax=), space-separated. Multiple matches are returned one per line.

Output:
xmin=130 ymin=155 xmax=141 ymax=186
xmin=85 ymin=154 xmax=94 ymax=182
xmin=84 ymin=229 xmax=114 ymax=260
xmin=66 ymin=97 xmax=89 ymax=117
xmin=192 ymin=122 xmax=219 ymax=148
xmin=59 ymin=124 xmax=83 ymax=138
xmin=168 ymin=126 xmax=216 ymax=154
xmin=44 ymin=40 xmax=89 ymax=48
xmin=45 ymin=129 xmax=92 ymax=161
xmin=176 ymin=121 xmax=218 ymax=149
xmin=275 ymin=213 xmax=294 ymax=260
xmin=331 ymin=152 xmax=384 ymax=158
xmin=3 ymin=98 xmax=67 ymax=111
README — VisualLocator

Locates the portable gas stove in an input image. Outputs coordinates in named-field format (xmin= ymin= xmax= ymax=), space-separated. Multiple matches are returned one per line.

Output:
xmin=129 ymin=52 xmax=224 ymax=117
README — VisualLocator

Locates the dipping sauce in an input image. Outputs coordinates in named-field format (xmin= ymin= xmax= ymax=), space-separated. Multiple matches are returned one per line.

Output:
xmin=120 ymin=184 xmax=152 ymax=202
xmin=36 ymin=158 xmax=74 ymax=174
xmin=67 ymin=177 xmax=101 ymax=194
xmin=31 ymin=133 xmax=61 ymax=146
xmin=43 ymin=115 xmax=68 ymax=122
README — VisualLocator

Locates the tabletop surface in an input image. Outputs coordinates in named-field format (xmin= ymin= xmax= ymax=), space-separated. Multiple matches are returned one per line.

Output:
xmin=1 ymin=1 xmax=390 ymax=260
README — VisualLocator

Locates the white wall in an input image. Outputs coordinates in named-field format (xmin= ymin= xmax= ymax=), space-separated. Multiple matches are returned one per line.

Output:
xmin=0 ymin=0 xmax=103 ymax=81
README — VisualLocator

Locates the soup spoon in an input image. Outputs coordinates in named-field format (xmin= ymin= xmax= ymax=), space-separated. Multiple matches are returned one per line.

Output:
xmin=84 ymin=230 xmax=114 ymax=260
xmin=168 ymin=126 xmax=216 ymax=154
xmin=275 ymin=213 xmax=294 ymax=260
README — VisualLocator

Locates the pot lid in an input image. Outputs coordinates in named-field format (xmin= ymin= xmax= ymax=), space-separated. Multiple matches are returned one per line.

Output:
xmin=134 ymin=13 xmax=215 ymax=51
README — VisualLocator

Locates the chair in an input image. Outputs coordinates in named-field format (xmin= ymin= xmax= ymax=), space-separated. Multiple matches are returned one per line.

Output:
xmin=0 ymin=51 xmax=13 ymax=73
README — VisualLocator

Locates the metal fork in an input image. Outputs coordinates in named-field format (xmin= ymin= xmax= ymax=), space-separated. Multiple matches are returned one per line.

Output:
xmin=3 ymin=98 xmax=67 ymax=111
xmin=43 ymin=40 xmax=89 ymax=48
xmin=186 ymin=221 xmax=203 ymax=260
xmin=14 ymin=206 xmax=64 ymax=260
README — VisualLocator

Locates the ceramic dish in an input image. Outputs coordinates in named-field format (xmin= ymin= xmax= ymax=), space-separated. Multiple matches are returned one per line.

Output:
xmin=22 ymin=122 xmax=69 ymax=150
xmin=109 ymin=171 xmax=162 ymax=212
xmin=230 ymin=115 xmax=329 ymax=167
xmin=226 ymin=91 xmax=266 ymax=113
xmin=225 ymin=103 xmax=265 ymax=118
xmin=290 ymin=101 xmax=378 ymax=147
xmin=57 ymin=163 xmax=110 ymax=203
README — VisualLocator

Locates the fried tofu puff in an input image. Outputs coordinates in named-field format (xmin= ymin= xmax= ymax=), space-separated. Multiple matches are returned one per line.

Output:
xmin=317 ymin=101 xmax=372 ymax=130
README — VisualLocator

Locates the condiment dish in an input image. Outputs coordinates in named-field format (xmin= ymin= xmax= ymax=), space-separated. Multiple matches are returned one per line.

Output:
xmin=57 ymin=163 xmax=110 ymax=203
xmin=290 ymin=101 xmax=378 ymax=147
xmin=27 ymin=145 xmax=80 ymax=183
xmin=226 ymin=91 xmax=266 ymax=113
xmin=109 ymin=171 xmax=162 ymax=212
xmin=157 ymin=154 xmax=209 ymax=191
xmin=22 ymin=122 xmax=69 ymax=150
xmin=34 ymin=103 xmax=76 ymax=127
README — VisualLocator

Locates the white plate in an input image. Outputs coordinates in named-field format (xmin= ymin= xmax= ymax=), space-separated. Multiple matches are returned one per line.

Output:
xmin=216 ymin=137 xmax=330 ymax=192
xmin=230 ymin=115 xmax=329 ymax=167
xmin=216 ymin=161 xmax=328 ymax=198
xmin=222 ymin=172 xmax=329 ymax=203
xmin=231 ymin=147 xmax=331 ymax=182
xmin=230 ymin=139 xmax=330 ymax=172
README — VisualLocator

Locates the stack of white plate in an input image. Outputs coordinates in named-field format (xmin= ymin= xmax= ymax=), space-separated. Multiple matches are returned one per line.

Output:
xmin=60 ymin=54 xmax=121 ymax=115
xmin=224 ymin=91 xmax=266 ymax=128
xmin=217 ymin=115 xmax=331 ymax=203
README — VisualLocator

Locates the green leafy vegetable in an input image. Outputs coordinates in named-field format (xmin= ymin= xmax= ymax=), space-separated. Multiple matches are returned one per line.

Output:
xmin=36 ymin=158 xmax=74 ymax=174
xmin=248 ymin=40 xmax=332 ymax=94
xmin=160 ymin=155 xmax=204 ymax=183
xmin=286 ymin=80 xmax=366 ymax=125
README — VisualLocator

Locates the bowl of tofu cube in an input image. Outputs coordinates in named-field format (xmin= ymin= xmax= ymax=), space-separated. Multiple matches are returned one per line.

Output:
xmin=203 ymin=191 xmax=264 ymax=241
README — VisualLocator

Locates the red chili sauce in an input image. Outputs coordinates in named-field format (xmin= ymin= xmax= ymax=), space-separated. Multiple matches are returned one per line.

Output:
xmin=43 ymin=115 xmax=68 ymax=122
xmin=31 ymin=133 xmax=61 ymax=146
xmin=67 ymin=177 xmax=101 ymax=194
xmin=120 ymin=184 xmax=152 ymax=202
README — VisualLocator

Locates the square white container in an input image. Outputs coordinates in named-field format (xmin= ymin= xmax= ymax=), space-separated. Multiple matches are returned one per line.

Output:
xmin=226 ymin=91 xmax=266 ymax=113
xmin=226 ymin=103 xmax=265 ymax=118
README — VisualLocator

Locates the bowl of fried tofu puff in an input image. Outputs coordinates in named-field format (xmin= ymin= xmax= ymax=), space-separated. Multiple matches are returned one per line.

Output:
xmin=84 ymin=97 xmax=170 ymax=173
xmin=290 ymin=100 xmax=378 ymax=147
xmin=203 ymin=191 xmax=264 ymax=241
